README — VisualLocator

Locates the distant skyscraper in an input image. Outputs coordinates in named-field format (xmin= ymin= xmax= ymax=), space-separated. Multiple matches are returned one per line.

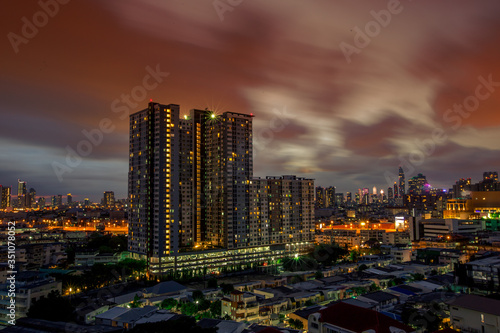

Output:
xmin=38 ymin=196 xmax=45 ymax=208
xmin=483 ymin=171 xmax=498 ymax=182
xmin=56 ymin=195 xmax=63 ymax=207
xmin=335 ymin=193 xmax=344 ymax=206
xmin=388 ymin=187 xmax=394 ymax=200
xmin=408 ymin=173 xmax=428 ymax=195
xmin=17 ymin=180 xmax=27 ymax=208
xmin=393 ymin=182 xmax=398 ymax=198
xmin=346 ymin=192 xmax=352 ymax=203
xmin=326 ymin=186 xmax=335 ymax=208
xmin=316 ymin=186 xmax=326 ymax=208
xmin=67 ymin=193 xmax=72 ymax=205
xmin=0 ymin=186 xmax=11 ymax=209
xmin=398 ymin=166 xmax=405 ymax=196
xmin=103 ymin=191 xmax=115 ymax=208
xmin=28 ymin=188 xmax=36 ymax=208
xmin=84 ymin=198 xmax=90 ymax=206
xmin=453 ymin=178 xmax=471 ymax=198
xmin=372 ymin=186 xmax=377 ymax=195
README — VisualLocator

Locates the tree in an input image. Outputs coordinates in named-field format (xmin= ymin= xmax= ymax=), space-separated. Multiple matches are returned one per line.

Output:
xmin=207 ymin=277 xmax=218 ymax=289
xmin=130 ymin=294 xmax=142 ymax=308
xmin=350 ymin=250 xmax=359 ymax=263
xmin=27 ymin=290 xmax=75 ymax=322
xmin=358 ymin=264 xmax=368 ymax=272
xmin=304 ymin=300 xmax=315 ymax=307
xmin=192 ymin=290 xmax=205 ymax=301
xmin=315 ymin=271 xmax=324 ymax=279
xmin=220 ymin=283 xmax=234 ymax=294
xmin=311 ymin=244 xmax=348 ymax=266
xmin=370 ymin=283 xmax=381 ymax=291
xmin=411 ymin=273 xmax=425 ymax=281
xmin=210 ymin=300 xmax=221 ymax=318
xmin=181 ymin=302 xmax=198 ymax=316
xmin=289 ymin=319 xmax=304 ymax=329
xmin=282 ymin=256 xmax=318 ymax=272
xmin=160 ymin=298 xmax=178 ymax=310
xmin=197 ymin=299 xmax=211 ymax=311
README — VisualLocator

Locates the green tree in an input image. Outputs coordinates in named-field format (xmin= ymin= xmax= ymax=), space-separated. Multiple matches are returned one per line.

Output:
xmin=358 ymin=264 xmax=368 ymax=272
xmin=159 ymin=298 xmax=178 ymax=310
xmin=210 ymin=300 xmax=222 ymax=318
xmin=411 ymin=273 xmax=425 ymax=281
xmin=304 ymin=300 xmax=315 ymax=307
xmin=207 ymin=277 xmax=218 ymax=289
xmin=289 ymin=319 xmax=304 ymax=329
xmin=27 ymin=290 xmax=75 ymax=322
xmin=181 ymin=302 xmax=198 ymax=316
xmin=130 ymin=294 xmax=142 ymax=308
xmin=350 ymin=250 xmax=359 ymax=263
xmin=311 ymin=244 xmax=349 ymax=266
xmin=220 ymin=283 xmax=234 ymax=294
xmin=192 ymin=290 xmax=205 ymax=301
xmin=315 ymin=270 xmax=324 ymax=279
xmin=197 ymin=299 xmax=211 ymax=311
xmin=282 ymin=256 xmax=318 ymax=272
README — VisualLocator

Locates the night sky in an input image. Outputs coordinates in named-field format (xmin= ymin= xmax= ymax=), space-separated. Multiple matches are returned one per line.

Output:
xmin=2 ymin=0 xmax=500 ymax=201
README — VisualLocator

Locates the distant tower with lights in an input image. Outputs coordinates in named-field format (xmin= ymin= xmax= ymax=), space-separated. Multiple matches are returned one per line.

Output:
xmin=398 ymin=166 xmax=405 ymax=197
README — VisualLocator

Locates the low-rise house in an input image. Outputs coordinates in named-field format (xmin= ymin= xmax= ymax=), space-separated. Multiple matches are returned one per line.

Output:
xmin=198 ymin=318 xmax=246 ymax=333
xmin=0 ymin=271 xmax=62 ymax=320
xmin=448 ymin=294 xmax=500 ymax=333
xmin=356 ymin=291 xmax=399 ymax=311
xmin=222 ymin=291 xmax=260 ymax=322
xmin=308 ymin=302 xmax=415 ymax=333
xmin=95 ymin=306 xmax=174 ymax=330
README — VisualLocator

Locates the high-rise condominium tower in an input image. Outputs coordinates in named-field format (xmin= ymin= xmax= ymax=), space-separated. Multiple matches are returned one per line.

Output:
xmin=128 ymin=102 xmax=314 ymax=274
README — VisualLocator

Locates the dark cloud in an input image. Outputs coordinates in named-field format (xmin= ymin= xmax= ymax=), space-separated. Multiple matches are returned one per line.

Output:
xmin=1 ymin=0 xmax=500 ymax=200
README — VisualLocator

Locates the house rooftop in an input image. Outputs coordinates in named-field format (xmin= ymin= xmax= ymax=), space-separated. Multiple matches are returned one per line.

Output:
xmin=313 ymin=302 xmax=414 ymax=333
xmin=448 ymin=294 xmax=500 ymax=316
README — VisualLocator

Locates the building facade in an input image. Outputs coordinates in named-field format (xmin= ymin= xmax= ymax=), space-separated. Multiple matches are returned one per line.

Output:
xmin=128 ymin=102 xmax=314 ymax=275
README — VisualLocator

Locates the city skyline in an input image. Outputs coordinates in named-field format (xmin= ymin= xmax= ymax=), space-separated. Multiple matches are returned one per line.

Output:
xmin=2 ymin=1 xmax=500 ymax=200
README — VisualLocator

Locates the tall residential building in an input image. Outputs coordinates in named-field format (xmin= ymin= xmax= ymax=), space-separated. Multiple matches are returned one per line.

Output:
xmin=103 ymin=191 xmax=115 ymax=208
xmin=128 ymin=102 xmax=314 ymax=275
xmin=315 ymin=186 xmax=325 ymax=208
xmin=38 ymin=196 xmax=45 ymax=209
xmin=128 ymin=102 xmax=181 ymax=260
xmin=388 ymin=187 xmax=394 ymax=200
xmin=67 ymin=193 xmax=72 ymax=205
xmin=28 ymin=188 xmax=36 ymax=208
xmin=17 ymin=179 xmax=27 ymax=208
xmin=325 ymin=186 xmax=335 ymax=208
xmin=393 ymin=182 xmax=398 ymax=199
xmin=398 ymin=166 xmax=405 ymax=197
xmin=0 ymin=186 xmax=11 ymax=209
xmin=266 ymin=175 xmax=314 ymax=245
xmin=54 ymin=195 xmax=63 ymax=207
xmin=483 ymin=171 xmax=498 ymax=182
